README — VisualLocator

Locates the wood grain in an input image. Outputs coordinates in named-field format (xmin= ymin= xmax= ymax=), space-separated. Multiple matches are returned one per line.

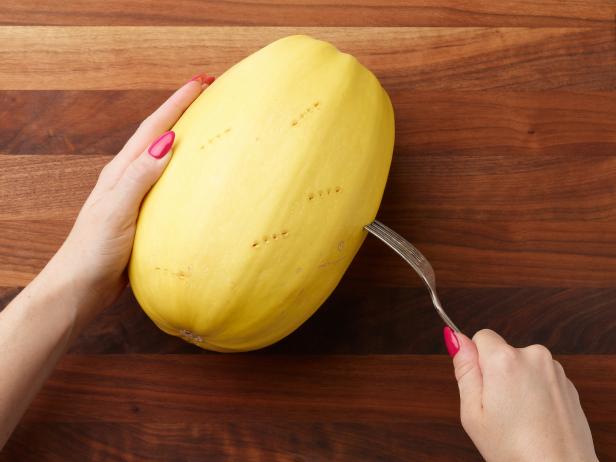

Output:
xmin=3 ymin=217 xmax=616 ymax=288
xmin=4 ymin=422 xmax=614 ymax=462
xmin=1 ymin=2 xmax=616 ymax=460
xmin=3 ymin=286 xmax=613 ymax=355
xmin=5 ymin=153 xmax=616 ymax=222
xmin=1 ymin=422 xmax=483 ymax=462
xmin=3 ymin=216 xmax=616 ymax=289
xmin=4 ymin=147 xmax=616 ymax=287
xmin=2 ymin=0 xmax=616 ymax=27
xmin=1 ymin=27 xmax=615 ymax=90
xmin=3 ymin=90 xmax=616 ymax=156
xmin=0 ymin=355 xmax=612 ymax=460
xmin=17 ymin=355 xmax=616 ymax=423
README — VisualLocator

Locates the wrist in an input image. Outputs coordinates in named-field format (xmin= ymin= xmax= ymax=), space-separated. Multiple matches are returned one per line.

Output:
xmin=36 ymin=250 xmax=107 ymax=333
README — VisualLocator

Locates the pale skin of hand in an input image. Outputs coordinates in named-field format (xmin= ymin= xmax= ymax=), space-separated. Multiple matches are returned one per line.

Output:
xmin=0 ymin=77 xmax=207 ymax=448
xmin=449 ymin=328 xmax=598 ymax=461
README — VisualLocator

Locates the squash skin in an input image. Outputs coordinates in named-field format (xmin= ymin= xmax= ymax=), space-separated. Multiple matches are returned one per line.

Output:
xmin=128 ymin=35 xmax=394 ymax=352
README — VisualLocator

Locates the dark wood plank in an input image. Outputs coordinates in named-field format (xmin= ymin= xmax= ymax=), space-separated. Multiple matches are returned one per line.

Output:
xmin=4 ymin=422 xmax=615 ymax=462
xmin=6 ymin=422 xmax=613 ymax=462
xmin=1 ymin=28 xmax=615 ymax=90
xmin=394 ymin=91 xmax=616 ymax=157
xmin=0 ymin=422 xmax=483 ymax=462
xmin=0 ymin=91 xmax=146 ymax=156
xmin=1 ymin=0 xmax=615 ymax=27
xmin=3 ymin=90 xmax=616 ymax=156
xmin=2 ymin=285 xmax=615 ymax=355
xmin=17 ymin=355 xmax=616 ymax=424
xmin=0 ymin=355 xmax=611 ymax=460
xmin=65 ymin=286 xmax=616 ymax=355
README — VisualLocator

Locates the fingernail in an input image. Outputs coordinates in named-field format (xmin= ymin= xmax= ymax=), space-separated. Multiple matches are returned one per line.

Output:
xmin=187 ymin=73 xmax=215 ymax=85
xmin=443 ymin=326 xmax=460 ymax=357
xmin=188 ymin=73 xmax=205 ymax=84
xmin=148 ymin=131 xmax=175 ymax=159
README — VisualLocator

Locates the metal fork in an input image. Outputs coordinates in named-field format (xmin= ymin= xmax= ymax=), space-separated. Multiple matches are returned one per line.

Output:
xmin=364 ymin=220 xmax=461 ymax=333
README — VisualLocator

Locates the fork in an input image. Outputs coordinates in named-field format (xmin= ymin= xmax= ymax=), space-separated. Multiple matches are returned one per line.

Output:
xmin=364 ymin=220 xmax=461 ymax=333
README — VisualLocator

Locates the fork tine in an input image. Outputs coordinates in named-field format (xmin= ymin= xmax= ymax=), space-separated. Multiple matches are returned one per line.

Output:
xmin=366 ymin=222 xmax=432 ymax=283
xmin=367 ymin=222 xmax=429 ymax=272
xmin=364 ymin=220 xmax=461 ymax=333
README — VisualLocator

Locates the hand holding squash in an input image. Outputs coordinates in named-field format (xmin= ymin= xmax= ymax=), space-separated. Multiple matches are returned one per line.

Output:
xmin=48 ymin=75 xmax=212 ymax=323
xmin=0 ymin=75 xmax=214 ymax=447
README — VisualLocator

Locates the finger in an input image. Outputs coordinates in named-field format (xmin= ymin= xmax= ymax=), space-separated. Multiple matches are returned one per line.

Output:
xmin=112 ymin=130 xmax=175 ymax=213
xmin=121 ymin=74 xmax=212 ymax=158
xmin=472 ymin=329 xmax=511 ymax=358
xmin=473 ymin=329 xmax=521 ymax=385
xmin=446 ymin=328 xmax=484 ymax=421
xmin=102 ymin=74 xmax=212 ymax=187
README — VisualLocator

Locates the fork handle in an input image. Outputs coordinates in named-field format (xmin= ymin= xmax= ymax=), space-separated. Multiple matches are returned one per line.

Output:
xmin=430 ymin=291 xmax=462 ymax=333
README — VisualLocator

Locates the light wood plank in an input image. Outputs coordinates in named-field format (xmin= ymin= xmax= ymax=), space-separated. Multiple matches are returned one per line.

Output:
xmin=1 ymin=0 xmax=615 ymax=27
xmin=0 ymin=27 xmax=614 ymax=90
xmin=2 ymin=217 xmax=616 ymax=288
xmin=4 ymin=153 xmax=616 ymax=222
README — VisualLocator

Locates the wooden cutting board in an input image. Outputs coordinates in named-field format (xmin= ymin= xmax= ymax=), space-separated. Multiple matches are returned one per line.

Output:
xmin=1 ymin=1 xmax=615 ymax=460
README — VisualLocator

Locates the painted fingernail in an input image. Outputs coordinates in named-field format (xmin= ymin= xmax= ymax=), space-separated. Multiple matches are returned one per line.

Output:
xmin=188 ymin=73 xmax=205 ymax=84
xmin=148 ymin=131 xmax=175 ymax=159
xmin=187 ymin=73 xmax=215 ymax=85
xmin=443 ymin=326 xmax=460 ymax=357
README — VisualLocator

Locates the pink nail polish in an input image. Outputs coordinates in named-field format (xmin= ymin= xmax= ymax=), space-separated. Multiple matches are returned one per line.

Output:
xmin=188 ymin=73 xmax=205 ymax=84
xmin=443 ymin=326 xmax=460 ymax=357
xmin=187 ymin=73 xmax=215 ymax=85
xmin=148 ymin=131 xmax=175 ymax=159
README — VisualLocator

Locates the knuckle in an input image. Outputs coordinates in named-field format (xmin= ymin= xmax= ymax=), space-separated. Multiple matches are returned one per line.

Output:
xmin=167 ymin=98 xmax=184 ymax=114
xmin=525 ymin=344 xmax=553 ymax=362
xmin=472 ymin=328 xmax=494 ymax=343
xmin=125 ymin=160 xmax=149 ymax=183
xmin=127 ymin=156 xmax=150 ymax=179
xmin=138 ymin=115 xmax=154 ymax=130
xmin=97 ymin=162 xmax=114 ymax=183
xmin=492 ymin=346 xmax=518 ymax=367
xmin=122 ymin=155 xmax=157 ymax=188
xmin=454 ymin=360 xmax=476 ymax=383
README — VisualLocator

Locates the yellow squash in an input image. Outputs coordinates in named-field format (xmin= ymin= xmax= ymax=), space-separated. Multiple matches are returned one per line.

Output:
xmin=129 ymin=35 xmax=394 ymax=351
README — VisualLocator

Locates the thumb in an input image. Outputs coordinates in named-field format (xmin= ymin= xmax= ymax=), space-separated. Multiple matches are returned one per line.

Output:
xmin=114 ymin=130 xmax=175 ymax=210
xmin=444 ymin=327 xmax=483 ymax=418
